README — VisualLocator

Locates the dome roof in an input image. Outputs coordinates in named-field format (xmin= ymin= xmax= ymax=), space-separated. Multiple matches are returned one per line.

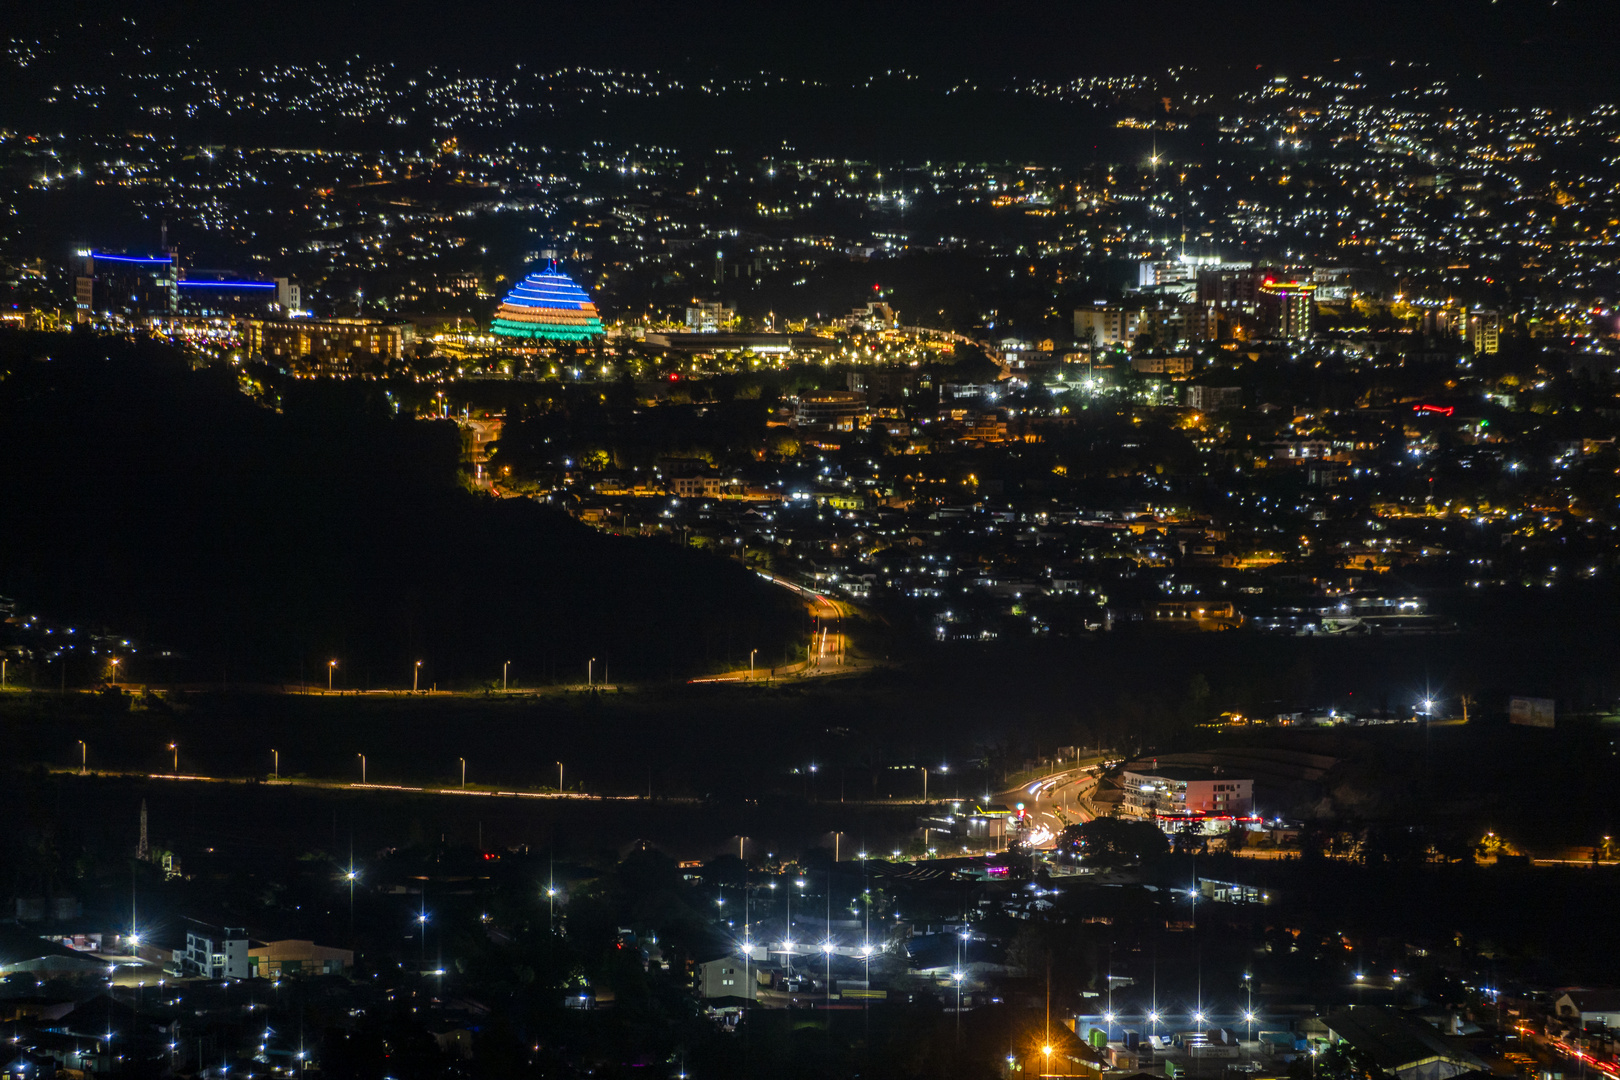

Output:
xmin=491 ymin=265 xmax=605 ymax=342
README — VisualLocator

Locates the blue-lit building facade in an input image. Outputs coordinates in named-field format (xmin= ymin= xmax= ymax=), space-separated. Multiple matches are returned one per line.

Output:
xmin=74 ymin=251 xmax=299 ymax=325
xmin=75 ymin=251 xmax=177 ymax=324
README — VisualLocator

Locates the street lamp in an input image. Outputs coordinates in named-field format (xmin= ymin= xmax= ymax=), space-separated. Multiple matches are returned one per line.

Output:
xmin=460 ymin=757 xmax=466 ymax=789
xmin=588 ymin=658 xmax=595 ymax=687
xmin=953 ymin=970 xmax=965 ymax=1043
xmin=272 ymin=748 xmax=278 ymax=779
xmin=339 ymin=858 xmax=359 ymax=946
xmin=556 ymin=761 xmax=564 ymax=792
xmin=1244 ymin=971 xmax=1254 ymax=1041
xmin=750 ymin=648 xmax=757 ymax=676
xmin=169 ymin=743 xmax=177 ymax=774
xmin=357 ymin=753 xmax=366 ymax=784
xmin=109 ymin=657 xmax=120 ymax=684
xmin=414 ymin=661 xmax=423 ymax=693
xmin=79 ymin=740 xmax=87 ymax=775
xmin=327 ymin=660 xmax=336 ymax=692
xmin=503 ymin=660 xmax=510 ymax=691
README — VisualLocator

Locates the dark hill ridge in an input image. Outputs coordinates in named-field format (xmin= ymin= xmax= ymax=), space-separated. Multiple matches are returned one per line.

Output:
xmin=0 ymin=331 xmax=801 ymax=685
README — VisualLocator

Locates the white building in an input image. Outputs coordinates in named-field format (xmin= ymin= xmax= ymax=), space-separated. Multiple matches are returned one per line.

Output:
xmin=1120 ymin=766 xmax=1253 ymax=824
xmin=1556 ymin=990 xmax=1620 ymax=1030
xmin=182 ymin=922 xmax=250 ymax=980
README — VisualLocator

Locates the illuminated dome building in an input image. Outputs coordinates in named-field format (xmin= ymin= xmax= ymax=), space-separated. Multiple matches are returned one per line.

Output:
xmin=490 ymin=264 xmax=605 ymax=343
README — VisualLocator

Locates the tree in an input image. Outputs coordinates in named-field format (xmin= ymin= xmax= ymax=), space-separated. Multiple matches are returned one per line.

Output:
xmin=1057 ymin=818 xmax=1169 ymax=867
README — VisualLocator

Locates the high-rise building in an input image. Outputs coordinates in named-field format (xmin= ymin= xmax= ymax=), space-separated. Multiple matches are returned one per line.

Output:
xmin=1140 ymin=303 xmax=1217 ymax=347
xmin=1195 ymin=265 xmax=1268 ymax=310
xmin=1466 ymin=310 xmax=1500 ymax=354
xmin=74 ymin=250 xmax=178 ymax=324
xmin=1256 ymin=279 xmax=1317 ymax=340
xmin=1073 ymin=305 xmax=1141 ymax=347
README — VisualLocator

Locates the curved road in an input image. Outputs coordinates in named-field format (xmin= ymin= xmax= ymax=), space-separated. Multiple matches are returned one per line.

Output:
xmin=992 ymin=758 xmax=1118 ymax=847
xmin=690 ymin=573 xmax=867 ymax=683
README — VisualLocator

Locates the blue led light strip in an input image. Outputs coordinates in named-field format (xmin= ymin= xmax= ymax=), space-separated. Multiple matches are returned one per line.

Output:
xmin=176 ymin=281 xmax=276 ymax=289
xmin=90 ymin=253 xmax=173 ymax=265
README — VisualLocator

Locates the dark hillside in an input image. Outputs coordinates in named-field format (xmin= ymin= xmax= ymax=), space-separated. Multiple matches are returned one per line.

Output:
xmin=0 ymin=331 xmax=801 ymax=685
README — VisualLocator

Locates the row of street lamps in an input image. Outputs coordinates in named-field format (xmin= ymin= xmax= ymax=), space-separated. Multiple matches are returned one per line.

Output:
xmin=72 ymin=739 xmax=566 ymax=792
xmin=88 ymin=652 xmax=616 ymax=692
xmin=317 ymin=658 xmax=592 ymax=692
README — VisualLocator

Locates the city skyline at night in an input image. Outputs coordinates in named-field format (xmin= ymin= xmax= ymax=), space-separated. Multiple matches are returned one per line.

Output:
xmin=3 ymin=5 xmax=1620 ymax=1080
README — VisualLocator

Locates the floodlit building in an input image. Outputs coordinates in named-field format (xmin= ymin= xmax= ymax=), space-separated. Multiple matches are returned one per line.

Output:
xmin=1257 ymin=279 xmax=1317 ymax=340
xmin=1120 ymin=766 xmax=1254 ymax=823
xmin=793 ymin=391 xmax=868 ymax=432
xmin=1073 ymin=305 xmax=1141 ymax=347
xmin=670 ymin=475 xmax=737 ymax=498
xmin=1131 ymin=354 xmax=1196 ymax=377
xmin=1316 ymin=1006 xmax=1485 ymax=1080
xmin=182 ymin=922 xmax=250 ymax=980
xmin=246 ymin=317 xmax=413 ymax=376
xmin=1466 ymin=310 xmax=1500 ymax=354
xmin=685 ymin=301 xmax=736 ymax=332
xmin=699 ymin=957 xmax=758 ymax=1001
xmin=248 ymin=939 xmax=354 ymax=978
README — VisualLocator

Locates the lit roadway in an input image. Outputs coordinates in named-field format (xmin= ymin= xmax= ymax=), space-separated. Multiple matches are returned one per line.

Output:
xmin=990 ymin=757 xmax=1118 ymax=847
xmin=44 ymin=766 xmax=637 ymax=802
xmin=689 ymin=573 xmax=870 ymax=683
xmin=1512 ymin=1019 xmax=1620 ymax=1080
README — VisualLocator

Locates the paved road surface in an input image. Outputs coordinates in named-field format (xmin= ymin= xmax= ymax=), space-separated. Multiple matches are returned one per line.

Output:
xmin=691 ymin=574 xmax=870 ymax=683
xmin=991 ymin=759 xmax=1116 ymax=847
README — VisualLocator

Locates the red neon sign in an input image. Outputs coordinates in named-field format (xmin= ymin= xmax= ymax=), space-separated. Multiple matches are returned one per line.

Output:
xmin=1414 ymin=404 xmax=1454 ymax=416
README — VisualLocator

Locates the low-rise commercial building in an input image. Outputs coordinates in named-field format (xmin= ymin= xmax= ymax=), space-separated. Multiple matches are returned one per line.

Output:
xmin=793 ymin=391 xmax=868 ymax=432
xmin=699 ymin=957 xmax=758 ymax=1001
xmin=248 ymin=940 xmax=354 ymax=978
xmin=1316 ymin=1006 xmax=1485 ymax=1080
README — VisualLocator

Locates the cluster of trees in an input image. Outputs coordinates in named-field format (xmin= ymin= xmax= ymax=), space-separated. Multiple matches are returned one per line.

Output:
xmin=1056 ymin=817 xmax=1171 ymax=867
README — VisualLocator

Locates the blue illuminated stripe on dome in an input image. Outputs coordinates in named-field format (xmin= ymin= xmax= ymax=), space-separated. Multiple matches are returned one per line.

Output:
xmin=490 ymin=264 xmax=605 ymax=340
xmin=499 ymin=268 xmax=595 ymax=310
